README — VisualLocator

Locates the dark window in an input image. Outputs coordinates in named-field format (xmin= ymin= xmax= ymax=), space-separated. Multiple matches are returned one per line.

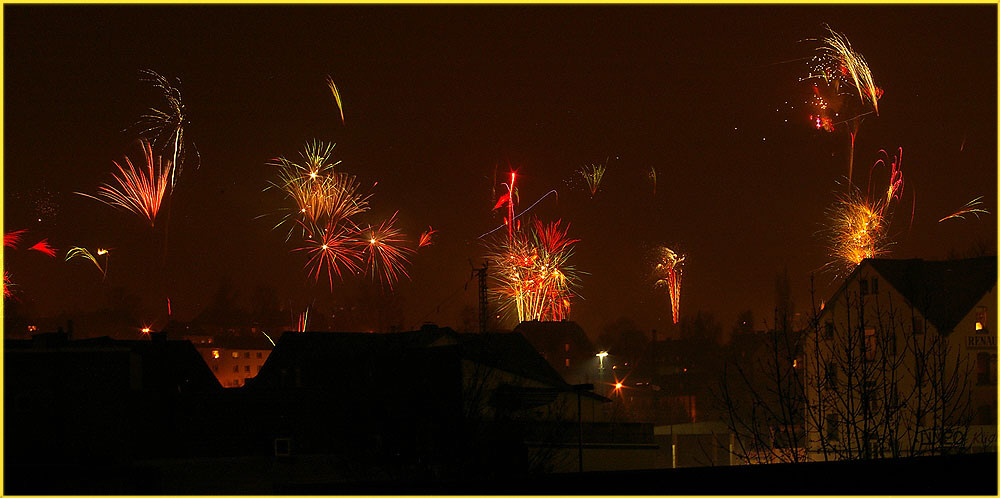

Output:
xmin=824 ymin=322 xmax=835 ymax=339
xmin=872 ymin=277 xmax=879 ymax=294
xmin=859 ymin=278 xmax=869 ymax=296
xmin=913 ymin=318 xmax=924 ymax=335
xmin=245 ymin=352 xmax=251 ymax=359
xmin=233 ymin=365 xmax=239 ymax=373
xmin=245 ymin=365 xmax=251 ymax=373
xmin=977 ymin=404 xmax=995 ymax=425
xmin=257 ymin=352 xmax=263 ymax=359
xmin=826 ymin=362 xmax=838 ymax=390
xmin=826 ymin=414 xmax=839 ymax=441
xmin=976 ymin=353 xmax=995 ymax=386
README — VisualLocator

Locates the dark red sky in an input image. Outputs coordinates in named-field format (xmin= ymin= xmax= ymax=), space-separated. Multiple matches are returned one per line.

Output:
xmin=4 ymin=5 xmax=996 ymax=339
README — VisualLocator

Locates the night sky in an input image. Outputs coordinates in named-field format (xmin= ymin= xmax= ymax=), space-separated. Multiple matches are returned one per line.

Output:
xmin=4 ymin=4 xmax=996 ymax=340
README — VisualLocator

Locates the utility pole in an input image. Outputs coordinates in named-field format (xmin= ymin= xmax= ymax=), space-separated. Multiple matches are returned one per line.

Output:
xmin=473 ymin=261 xmax=488 ymax=334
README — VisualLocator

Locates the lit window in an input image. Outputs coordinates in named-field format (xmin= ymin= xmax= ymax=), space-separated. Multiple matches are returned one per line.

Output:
xmin=232 ymin=351 xmax=239 ymax=359
xmin=565 ymin=358 xmax=570 ymax=367
xmin=564 ymin=343 xmax=570 ymax=352
xmin=212 ymin=350 xmax=220 ymax=359
xmin=976 ymin=306 xmax=988 ymax=331
xmin=27 ymin=325 xmax=37 ymax=332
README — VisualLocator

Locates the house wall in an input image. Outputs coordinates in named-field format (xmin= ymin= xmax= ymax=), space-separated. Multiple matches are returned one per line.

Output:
xmin=197 ymin=346 xmax=271 ymax=387
xmin=804 ymin=263 xmax=997 ymax=460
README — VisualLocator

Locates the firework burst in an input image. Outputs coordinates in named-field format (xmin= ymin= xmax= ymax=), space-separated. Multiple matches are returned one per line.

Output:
xmin=485 ymin=172 xmax=580 ymax=324
xmin=824 ymin=148 xmax=906 ymax=275
xmin=362 ymin=212 xmax=415 ymax=289
xmin=294 ymin=224 xmax=363 ymax=290
xmin=65 ymin=246 xmax=111 ymax=279
xmin=808 ymin=24 xmax=882 ymax=116
xmin=486 ymin=219 xmax=579 ymax=323
xmin=578 ymin=161 xmax=607 ymax=198
xmin=5 ymin=230 xmax=26 ymax=248
xmin=266 ymin=141 xmax=371 ymax=238
xmin=136 ymin=69 xmax=198 ymax=187
xmin=652 ymin=246 xmax=685 ymax=324
xmin=28 ymin=239 xmax=57 ymax=258
xmin=265 ymin=140 xmax=415 ymax=292
xmin=939 ymin=196 xmax=990 ymax=223
xmin=79 ymin=140 xmax=172 ymax=227
xmin=418 ymin=226 xmax=437 ymax=248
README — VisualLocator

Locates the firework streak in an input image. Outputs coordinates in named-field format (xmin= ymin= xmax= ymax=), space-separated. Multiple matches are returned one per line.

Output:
xmin=653 ymin=246 xmax=685 ymax=324
xmin=939 ymin=196 xmax=989 ymax=223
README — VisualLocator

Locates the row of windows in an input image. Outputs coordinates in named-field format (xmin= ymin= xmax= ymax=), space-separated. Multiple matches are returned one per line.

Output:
xmin=210 ymin=350 xmax=265 ymax=360
xmin=212 ymin=364 xmax=263 ymax=373
xmin=824 ymin=319 xmax=925 ymax=339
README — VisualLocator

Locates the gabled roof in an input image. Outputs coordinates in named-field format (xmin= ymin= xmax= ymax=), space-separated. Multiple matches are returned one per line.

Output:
xmin=513 ymin=320 xmax=594 ymax=352
xmin=867 ymin=257 xmax=996 ymax=332
xmin=828 ymin=257 xmax=996 ymax=333
xmin=456 ymin=332 xmax=570 ymax=388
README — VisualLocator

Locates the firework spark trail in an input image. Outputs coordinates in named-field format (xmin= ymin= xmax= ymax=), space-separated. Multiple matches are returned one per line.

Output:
xmin=297 ymin=308 xmax=310 ymax=333
xmin=65 ymin=246 xmax=110 ymax=279
xmin=294 ymin=224 xmax=363 ymax=290
xmin=649 ymin=166 xmax=657 ymax=196
xmin=28 ymin=239 xmax=57 ymax=257
xmin=3 ymin=271 xmax=14 ymax=299
xmin=578 ymin=161 xmax=607 ymax=198
xmin=478 ymin=189 xmax=559 ymax=239
xmin=652 ymin=246 xmax=685 ymax=324
xmin=326 ymin=75 xmax=345 ymax=124
xmin=418 ymin=226 xmax=437 ymax=248
xmin=79 ymin=141 xmax=172 ymax=226
xmin=137 ymin=69 xmax=198 ymax=188
xmin=363 ymin=211 xmax=415 ymax=288
xmin=4 ymin=230 xmax=26 ymax=248
xmin=939 ymin=196 xmax=990 ymax=223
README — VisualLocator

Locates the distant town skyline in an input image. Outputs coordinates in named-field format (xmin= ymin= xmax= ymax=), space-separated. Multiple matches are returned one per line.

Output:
xmin=4 ymin=4 xmax=996 ymax=339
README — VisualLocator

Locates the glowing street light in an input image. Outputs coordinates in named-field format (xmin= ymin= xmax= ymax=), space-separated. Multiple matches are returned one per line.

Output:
xmin=596 ymin=350 xmax=608 ymax=370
